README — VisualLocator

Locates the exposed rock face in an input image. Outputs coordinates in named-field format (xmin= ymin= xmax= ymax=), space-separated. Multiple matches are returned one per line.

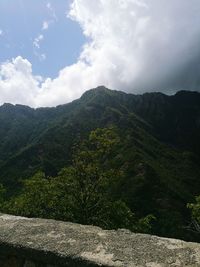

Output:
xmin=0 ymin=214 xmax=200 ymax=267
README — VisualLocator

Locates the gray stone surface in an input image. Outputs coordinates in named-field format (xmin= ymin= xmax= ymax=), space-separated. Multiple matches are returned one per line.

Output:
xmin=0 ymin=214 xmax=200 ymax=266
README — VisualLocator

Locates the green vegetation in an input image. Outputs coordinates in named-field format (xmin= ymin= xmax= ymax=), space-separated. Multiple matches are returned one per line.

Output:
xmin=2 ymin=128 xmax=155 ymax=233
xmin=0 ymin=87 xmax=200 ymax=242
xmin=188 ymin=197 xmax=200 ymax=225
xmin=187 ymin=197 xmax=200 ymax=234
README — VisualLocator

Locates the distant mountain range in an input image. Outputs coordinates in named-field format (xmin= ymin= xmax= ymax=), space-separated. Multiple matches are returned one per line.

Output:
xmin=0 ymin=86 xmax=200 ymax=240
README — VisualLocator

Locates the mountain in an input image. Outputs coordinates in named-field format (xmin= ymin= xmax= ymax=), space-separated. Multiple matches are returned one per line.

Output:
xmin=0 ymin=86 xmax=200 ymax=241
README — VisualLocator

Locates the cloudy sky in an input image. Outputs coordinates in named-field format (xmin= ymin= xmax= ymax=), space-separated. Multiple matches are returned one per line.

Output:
xmin=0 ymin=0 xmax=200 ymax=107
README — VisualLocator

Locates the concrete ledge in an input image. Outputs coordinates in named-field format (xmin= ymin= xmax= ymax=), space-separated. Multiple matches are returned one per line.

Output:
xmin=0 ymin=214 xmax=200 ymax=266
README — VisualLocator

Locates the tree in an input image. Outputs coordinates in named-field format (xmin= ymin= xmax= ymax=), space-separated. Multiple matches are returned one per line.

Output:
xmin=58 ymin=127 xmax=135 ymax=228
xmin=187 ymin=196 xmax=200 ymax=233
xmin=5 ymin=128 xmax=135 ymax=228
xmin=4 ymin=172 xmax=74 ymax=221
xmin=5 ymin=127 xmax=155 ymax=233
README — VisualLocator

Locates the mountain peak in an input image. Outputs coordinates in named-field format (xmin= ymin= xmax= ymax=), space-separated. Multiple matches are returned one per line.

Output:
xmin=81 ymin=86 xmax=110 ymax=96
xmin=1 ymin=103 xmax=14 ymax=108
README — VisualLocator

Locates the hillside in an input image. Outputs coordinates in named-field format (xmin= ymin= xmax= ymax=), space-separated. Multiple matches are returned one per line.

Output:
xmin=0 ymin=86 xmax=200 ymax=241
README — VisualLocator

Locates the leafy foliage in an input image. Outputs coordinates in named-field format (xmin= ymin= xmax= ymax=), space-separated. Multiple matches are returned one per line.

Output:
xmin=187 ymin=197 xmax=200 ymax=234
xmin=188 ymin=197 xmax=200 ymax=224
xmin=3 ymin=128 xmax=154 ymax=233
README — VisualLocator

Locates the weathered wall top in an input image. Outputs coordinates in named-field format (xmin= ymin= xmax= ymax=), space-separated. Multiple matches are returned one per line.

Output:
xmin=0 ymin=213 xmax=200 ymax=267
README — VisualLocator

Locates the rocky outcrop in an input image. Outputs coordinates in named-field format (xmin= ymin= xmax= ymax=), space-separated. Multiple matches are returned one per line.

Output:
xmin=0 ymin=213 xmax=200 ymax=267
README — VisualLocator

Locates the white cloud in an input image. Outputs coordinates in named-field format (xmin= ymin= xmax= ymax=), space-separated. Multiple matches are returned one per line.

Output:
xmin=42 ymin=21 xmax=49 ymax=31
xmin=0 ymin=30 xmax=3 ymax=36
xmin=66 ymin=0 xmax=200 ymax=94
xmin=33 ymin=34 xmax=46 ymax=61
xmin=47 ymin=2 xmax=52 ymax=10
xmin=34 ymin=52 xmax=46 ymax=62
xmin=40 ymin=3 xmax=57 ymax=33
xmin=1 ymin=0 xmax=200 ymax=107
xmin=0 ymin=57 xmax=42 ymax=106
xmin=33 ymin=34 xmax=44 ymax=49
xmin=46 ymin=2 xmax=57 ymax=21
xmin=40 ymin=54 xmax=46 ymax=61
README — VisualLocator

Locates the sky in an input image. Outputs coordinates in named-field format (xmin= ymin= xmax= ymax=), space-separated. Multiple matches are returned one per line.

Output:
xmin=0 ymin=0 xmax=200 ymax=107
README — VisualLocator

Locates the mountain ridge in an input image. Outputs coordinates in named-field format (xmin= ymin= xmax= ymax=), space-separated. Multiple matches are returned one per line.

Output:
xmin=0 ymin=86 xmax=200 ymax=179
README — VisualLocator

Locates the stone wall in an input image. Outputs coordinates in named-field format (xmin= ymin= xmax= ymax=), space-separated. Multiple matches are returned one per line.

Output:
xmin=0 ymin=214 xmax=200 ymax=267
